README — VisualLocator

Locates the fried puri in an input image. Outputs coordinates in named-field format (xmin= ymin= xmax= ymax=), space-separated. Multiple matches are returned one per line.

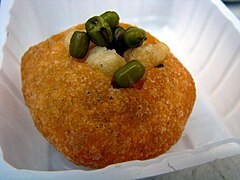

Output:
xmin=21 ymin=23 xmax=196 ymax=168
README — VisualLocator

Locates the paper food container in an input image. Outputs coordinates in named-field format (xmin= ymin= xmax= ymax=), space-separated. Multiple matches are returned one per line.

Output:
xmin=0 ymin=0 xmax=240 ymax=179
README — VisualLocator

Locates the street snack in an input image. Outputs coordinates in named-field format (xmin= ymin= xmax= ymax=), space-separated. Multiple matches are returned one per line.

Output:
xmin=21 ymin=11 xmax=196 ymax=168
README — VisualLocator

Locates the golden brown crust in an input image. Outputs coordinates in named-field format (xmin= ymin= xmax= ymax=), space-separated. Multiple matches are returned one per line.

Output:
xmin=21 ymin=23 xmax=196 ymax=168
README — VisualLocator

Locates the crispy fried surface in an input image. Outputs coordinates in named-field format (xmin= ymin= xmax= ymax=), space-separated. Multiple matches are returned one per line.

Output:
xmin=21 ymin=23 xmax=196 ymax=168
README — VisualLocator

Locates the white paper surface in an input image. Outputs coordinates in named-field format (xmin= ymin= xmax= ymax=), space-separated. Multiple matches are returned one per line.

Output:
xmin=0 ymin=0 xmax=240 ymax=179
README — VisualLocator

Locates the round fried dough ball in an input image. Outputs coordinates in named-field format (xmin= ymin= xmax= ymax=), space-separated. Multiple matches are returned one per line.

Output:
xmin=21 ymin=23 xmax=196 ymax=168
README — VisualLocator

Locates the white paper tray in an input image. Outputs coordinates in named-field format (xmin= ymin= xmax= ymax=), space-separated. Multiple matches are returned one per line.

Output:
xmin=0 ymin=0 xmax=240 ymax=179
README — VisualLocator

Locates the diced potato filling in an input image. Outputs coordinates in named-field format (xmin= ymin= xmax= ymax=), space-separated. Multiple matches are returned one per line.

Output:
xmin=65 ymin=32 xmax=170 ymax=78
xmin=85 ymin=47 xmax=126 ymax=77
xmin=123 ymin=42 xmax=170 ymax=70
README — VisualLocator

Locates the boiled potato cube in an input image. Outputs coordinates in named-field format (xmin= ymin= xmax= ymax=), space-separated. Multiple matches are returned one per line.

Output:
xmin=124 ymin=42 xmax=170 ymax=70
xmin=85 ymin=47 xmax=126 ymax=77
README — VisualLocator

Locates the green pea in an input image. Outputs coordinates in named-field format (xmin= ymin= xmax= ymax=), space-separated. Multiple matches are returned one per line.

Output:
xmin=69 ymin=31 xmax=90 ymax=59
xmin=114 ymin=26 xmax=125 ymax=42
xmin=127 ymin=26 xmax=136 ymax=30
xmin=114 ymin=60 xmax=145 ymax=88
xmin=112 ymin=26 xmax=128 ymax=54
xmin=100 ymin=11 xmax=120 ymax=28
xmin=85 ymin=16 xmax=113 ymax=47
xmin=124 ymin=28 xmax=146 ymax=48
